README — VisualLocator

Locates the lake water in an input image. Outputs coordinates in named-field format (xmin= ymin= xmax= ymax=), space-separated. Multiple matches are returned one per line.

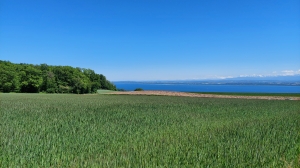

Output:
xmin=114 ymin=82 xmax=300 ymax=93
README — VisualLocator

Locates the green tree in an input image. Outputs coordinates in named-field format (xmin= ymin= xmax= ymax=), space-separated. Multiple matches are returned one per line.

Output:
xmin=19 ymin=65 xmax=43 ymax=93
xmin=45 ymin=71 xmax=57 ymax=93
xmin=0 ymin=61 xmax=20 ymax=92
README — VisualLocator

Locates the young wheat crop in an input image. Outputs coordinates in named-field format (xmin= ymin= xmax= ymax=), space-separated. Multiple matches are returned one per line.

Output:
xmin=1 ymin=93 xmax=299 ymax=167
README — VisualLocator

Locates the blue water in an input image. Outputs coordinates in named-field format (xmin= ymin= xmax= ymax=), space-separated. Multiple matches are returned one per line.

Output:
xmin=114 ymin=82 xmax=300 ymax=93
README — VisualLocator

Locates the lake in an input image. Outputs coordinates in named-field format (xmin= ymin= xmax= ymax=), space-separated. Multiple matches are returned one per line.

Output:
xmin=114 ymin=82 xmax=300 ymax=93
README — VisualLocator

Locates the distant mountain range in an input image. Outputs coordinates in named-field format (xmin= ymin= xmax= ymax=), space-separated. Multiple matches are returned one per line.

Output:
xmin=219 ymin=75 xmax=300 ymax=82
xmin=114 ymin=75 xmax=300 ymax=86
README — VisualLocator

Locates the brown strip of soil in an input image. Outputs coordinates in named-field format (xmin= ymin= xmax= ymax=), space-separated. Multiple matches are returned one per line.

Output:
xmin=109 ymin=91 xmax=300 ymax=100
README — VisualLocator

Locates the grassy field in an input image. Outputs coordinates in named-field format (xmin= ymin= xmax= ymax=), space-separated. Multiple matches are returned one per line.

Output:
xmin=1 ymin=93 xmax=300 ymax=167
xmin=97 ymin=89 xmax=116 ymax=94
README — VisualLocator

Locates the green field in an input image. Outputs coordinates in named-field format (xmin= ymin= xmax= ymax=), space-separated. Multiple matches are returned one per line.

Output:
xmin=97 ymin=89 xmax=116 ymax=94
xmin=1 ymin=94 xmax=300 ymax=167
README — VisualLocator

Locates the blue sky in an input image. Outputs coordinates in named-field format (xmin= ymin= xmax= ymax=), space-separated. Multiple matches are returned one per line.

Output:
xmin=1 ymin=0 xmax=299 ymax=81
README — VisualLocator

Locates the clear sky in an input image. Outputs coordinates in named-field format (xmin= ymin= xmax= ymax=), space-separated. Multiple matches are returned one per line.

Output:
xmin=1 ymin=0 xmax=299 ymax=81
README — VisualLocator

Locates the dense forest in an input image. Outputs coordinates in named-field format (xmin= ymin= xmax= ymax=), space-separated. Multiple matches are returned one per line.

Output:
xmin=0 ymin=60 xmax=116 ymax=93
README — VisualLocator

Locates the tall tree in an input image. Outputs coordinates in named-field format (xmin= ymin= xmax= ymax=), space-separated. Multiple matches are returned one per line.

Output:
xmin=19 ymin=65 xmax=43 ymax=93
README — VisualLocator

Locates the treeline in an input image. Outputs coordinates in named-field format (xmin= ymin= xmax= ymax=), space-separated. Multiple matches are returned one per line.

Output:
xmin=0 ymin=60 xmax=116 ymax=93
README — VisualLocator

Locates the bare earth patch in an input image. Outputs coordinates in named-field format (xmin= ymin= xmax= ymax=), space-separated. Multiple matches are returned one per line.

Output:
xmin=109 ymin=91 xmax=300 ymax=100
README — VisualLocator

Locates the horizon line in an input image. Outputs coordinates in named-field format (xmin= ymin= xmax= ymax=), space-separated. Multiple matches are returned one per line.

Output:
xmin=112 ymin=74 xmax=300 ymax=82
